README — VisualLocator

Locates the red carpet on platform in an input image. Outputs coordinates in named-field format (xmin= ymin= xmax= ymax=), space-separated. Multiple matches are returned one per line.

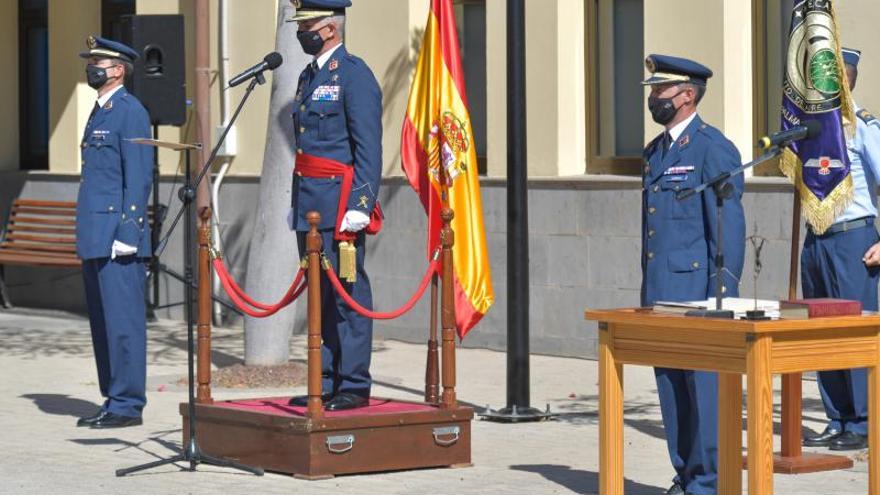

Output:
xmin=217 ymin=397 xmax=437 ymax=418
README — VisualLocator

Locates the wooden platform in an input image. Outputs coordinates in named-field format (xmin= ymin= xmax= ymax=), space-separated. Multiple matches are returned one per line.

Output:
xmin=181 ymin=397 xmax=473 ymax=479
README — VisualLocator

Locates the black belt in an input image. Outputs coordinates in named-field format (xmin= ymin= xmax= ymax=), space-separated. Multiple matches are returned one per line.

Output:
xmin=810 ymin=216 xmax=875 ymax=236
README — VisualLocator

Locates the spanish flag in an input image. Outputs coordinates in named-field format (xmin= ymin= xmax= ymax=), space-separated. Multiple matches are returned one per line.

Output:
xmin=401 ymin=0 xmax=493 ymax=338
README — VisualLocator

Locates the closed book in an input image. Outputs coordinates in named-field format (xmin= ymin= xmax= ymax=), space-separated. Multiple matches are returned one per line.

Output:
xmin=779 ymin=298 xmax=862 ymax=319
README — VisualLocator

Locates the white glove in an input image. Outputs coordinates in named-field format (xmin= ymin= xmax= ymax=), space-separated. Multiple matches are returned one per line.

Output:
xmin=111 ymin=240 xmax=138 ymax=260
xmin=339 ymin=210 xmax=370 ymax=233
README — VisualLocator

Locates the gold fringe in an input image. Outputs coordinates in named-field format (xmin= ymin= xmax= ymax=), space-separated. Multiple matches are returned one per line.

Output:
xmin=831 ymin=0 xmax=856 ymax=138
xmin=779 ymin=148 xmax=854 ymax=234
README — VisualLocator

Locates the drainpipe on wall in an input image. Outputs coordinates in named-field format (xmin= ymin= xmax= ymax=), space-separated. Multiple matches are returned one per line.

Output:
xmin=194 ymin=0 xmax=213 ymax=223
xmin=211 ymin=0 xmax=234 ymax=325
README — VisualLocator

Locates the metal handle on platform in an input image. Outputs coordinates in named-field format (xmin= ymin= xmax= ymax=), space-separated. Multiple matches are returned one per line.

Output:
xmin=432 ymin=426 xmax=460 ymax=446
xmin=325 ymin=434 xmax=355 ymax=454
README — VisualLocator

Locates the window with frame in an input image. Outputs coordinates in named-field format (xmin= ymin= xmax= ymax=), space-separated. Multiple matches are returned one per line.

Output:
xmin=753 ymin=0 xmax=796 ymax=176
xmin=453 ymin=0 xmax=487 ymax=175
xmin=19 ymin=0 xmax=48 ymax=170
xmin=585 ymin=0 xmax=644 ymax=175
xmin=102 ymin=0 xmax=136 ymax=40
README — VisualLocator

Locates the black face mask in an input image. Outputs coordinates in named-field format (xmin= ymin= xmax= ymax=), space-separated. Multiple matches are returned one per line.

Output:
xmin=297 ymin=28 xmax=326 ymax=56
xmin=86 ymin=64 xmax=113 ymax=90
xmin=648 ymin=90 xmax=685 ymax=126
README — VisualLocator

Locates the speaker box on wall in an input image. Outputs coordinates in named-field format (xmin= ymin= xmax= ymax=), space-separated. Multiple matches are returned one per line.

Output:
xmin=119 ymin=15 xmax=187 ymax=127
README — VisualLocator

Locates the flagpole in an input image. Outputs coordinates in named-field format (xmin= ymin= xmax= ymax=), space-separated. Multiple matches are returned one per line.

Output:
xmin=481 ymin=0 xmax=550 ymax=423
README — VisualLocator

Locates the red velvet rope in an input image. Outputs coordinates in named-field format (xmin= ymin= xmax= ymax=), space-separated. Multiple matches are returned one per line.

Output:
xmin=323 ymin=252 xmax=440 ymax=320
xmin=213 ymin=258 xmax=307 ymax=318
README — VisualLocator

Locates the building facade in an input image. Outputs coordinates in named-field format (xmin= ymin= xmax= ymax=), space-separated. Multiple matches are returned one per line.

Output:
xmin=2 ymin=0 xmax=879 ymax=358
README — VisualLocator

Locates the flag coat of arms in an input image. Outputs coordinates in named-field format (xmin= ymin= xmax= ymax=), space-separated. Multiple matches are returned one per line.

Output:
xmin=401 ymin=0 xmax=493 ymax=338
xmin=779 ymin=0 xmax=856 ymax=234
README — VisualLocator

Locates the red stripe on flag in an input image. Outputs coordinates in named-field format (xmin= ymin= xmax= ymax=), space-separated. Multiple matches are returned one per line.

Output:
xmin=401 ymin=117 xmax=442 ymax=253
xmin=454 ymin=276 xmax=484 ymax=339
xmin=431 ymin=0 xmax=469 ymax=108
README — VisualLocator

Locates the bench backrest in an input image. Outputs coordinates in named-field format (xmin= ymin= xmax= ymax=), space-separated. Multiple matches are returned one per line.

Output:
xmin=0 ymin=199 xmax=80 ymax=267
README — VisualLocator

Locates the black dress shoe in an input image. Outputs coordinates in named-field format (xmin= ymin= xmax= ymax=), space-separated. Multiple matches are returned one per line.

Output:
xmin=829 ymin=431 xmax=867 ymax=451
xmin=77 ymin=410 xmax=109 ymax=427
xmin=664 ymin=483 xmax=684 ymax=495
xmin=90 ymin=412 xmax=143 ymax=429
xmin=803 ymin=425 xmax=844 ymax=447
xmin=288 ymin=393 xmax=334 ymax=407
xmin=325 ymin=392 xmax=369 ymax=411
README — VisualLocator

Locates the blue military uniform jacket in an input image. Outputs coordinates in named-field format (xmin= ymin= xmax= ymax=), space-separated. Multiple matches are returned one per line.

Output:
xmin=291 ymin=44 xmax=383 ymax=232
xmin=76 ymin=87 xmax=154 ymax=260
xmin=641 ymin=115 xmax=746 ymax=306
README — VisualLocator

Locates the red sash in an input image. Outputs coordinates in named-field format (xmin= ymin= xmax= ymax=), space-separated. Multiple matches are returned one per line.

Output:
xmin=294 ymin=153 xmax=383 ymax=241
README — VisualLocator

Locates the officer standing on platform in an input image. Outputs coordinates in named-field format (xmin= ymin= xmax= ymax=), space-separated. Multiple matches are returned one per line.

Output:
xmin=801 ymin=48 xmax=880 ymax=452
xmin=75 ymin=36 xmax=153 ymax=429
xmin=640 ymin=55 xmax=746 ymax=495
xmin=287 ymin=0 xmax=383 ymax=411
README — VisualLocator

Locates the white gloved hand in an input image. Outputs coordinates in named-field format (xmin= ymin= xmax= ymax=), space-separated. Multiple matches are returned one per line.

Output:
xmin=111 ymin=240 xmax=138 ymax=260
xmin=339 ymin=210 xmax=371 ymax=233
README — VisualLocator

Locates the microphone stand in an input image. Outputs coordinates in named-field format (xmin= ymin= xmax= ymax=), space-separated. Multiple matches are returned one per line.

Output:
xmin=676 ymin=144 xmax=784 ymax=319
xmin=116 ymin=74 xmax=267 ymax=478
xmin=154 ymin=74 xmax=266 ymax=259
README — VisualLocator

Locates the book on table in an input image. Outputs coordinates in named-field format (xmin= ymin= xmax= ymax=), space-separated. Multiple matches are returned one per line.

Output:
xmin=778 ymin=298 xmax=862 ymax=319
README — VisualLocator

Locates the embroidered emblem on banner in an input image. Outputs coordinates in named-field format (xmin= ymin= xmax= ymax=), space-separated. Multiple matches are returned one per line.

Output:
xmin=806 ymin=157 xmax=844 ymax=176
xmin=312 ymin=85 xmax=340 ymax=101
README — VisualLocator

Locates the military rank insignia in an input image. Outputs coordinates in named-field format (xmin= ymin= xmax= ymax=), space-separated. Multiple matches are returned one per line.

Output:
xmin=858 ymin=109 xmax=879 ymax=128
xmin=677 ymin=135 xmax=689 ymax=147
xmin=103 ymin=101 xmax=113 ymax=110
xmin=329 ymin=59 xmax=339 ymax=71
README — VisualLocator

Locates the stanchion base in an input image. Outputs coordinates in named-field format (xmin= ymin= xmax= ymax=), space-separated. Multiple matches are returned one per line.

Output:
xmin=741 ymin=452 xmax=854 ymax=474
xmin=182 ymin=397 xmax=472 ymax=478
xmin=479 ymin=404 xmax=554 ymax=423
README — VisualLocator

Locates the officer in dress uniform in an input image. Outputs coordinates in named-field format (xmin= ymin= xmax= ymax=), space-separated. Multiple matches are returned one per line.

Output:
xmin=287 ymin=0 xmax=383 ymax=411
xmin=74 ymin=37 xmax=153 ymax=429
xmin=641 ymin=54 xmax=746 ymax=495
xmin=801 ymin=48 xmax=880 ymax=452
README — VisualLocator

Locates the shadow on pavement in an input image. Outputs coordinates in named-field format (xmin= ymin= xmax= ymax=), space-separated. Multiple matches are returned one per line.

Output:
xmin=510 ymin=464 xmax=665 ymax=495
xmin=20 ymin=394 xmax=100 ymax=417
xmin=70 ymin=429 xmax=185 ymax=473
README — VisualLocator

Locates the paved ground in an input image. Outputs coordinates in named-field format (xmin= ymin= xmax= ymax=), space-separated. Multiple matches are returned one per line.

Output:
xmin=0 ymin=308 xmax=869 ymax=494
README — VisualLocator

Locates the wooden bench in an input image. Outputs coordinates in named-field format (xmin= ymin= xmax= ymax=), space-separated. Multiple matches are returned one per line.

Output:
xmin=0 ymin=199 xmax=80 ymax=307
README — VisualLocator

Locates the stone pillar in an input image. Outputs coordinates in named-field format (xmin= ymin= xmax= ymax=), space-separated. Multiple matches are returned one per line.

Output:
xmin=523 ymin=0 xmax=586 ymax=177
xmin=643 ymin=0 xmax=754 ymax=168
xmin=48 ymin=0 xmax=101 ymax=174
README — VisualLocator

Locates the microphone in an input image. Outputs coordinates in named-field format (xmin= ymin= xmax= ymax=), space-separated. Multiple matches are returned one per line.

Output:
xmin=757 ymin=120 xmax=822 ymax=150
xmin=228 ymin=52 xmax=283 ymax=88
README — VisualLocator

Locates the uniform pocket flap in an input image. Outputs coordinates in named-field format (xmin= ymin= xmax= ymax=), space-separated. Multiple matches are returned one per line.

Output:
xmin=659 ymin=176 xmax=694 ymax=191
xmin=667 ymin=250 xmax=707 ymax=273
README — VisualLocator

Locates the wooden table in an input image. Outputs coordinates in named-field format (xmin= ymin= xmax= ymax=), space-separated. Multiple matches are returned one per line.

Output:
xmin=585 ymin=308 xmax=880 ymax=494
